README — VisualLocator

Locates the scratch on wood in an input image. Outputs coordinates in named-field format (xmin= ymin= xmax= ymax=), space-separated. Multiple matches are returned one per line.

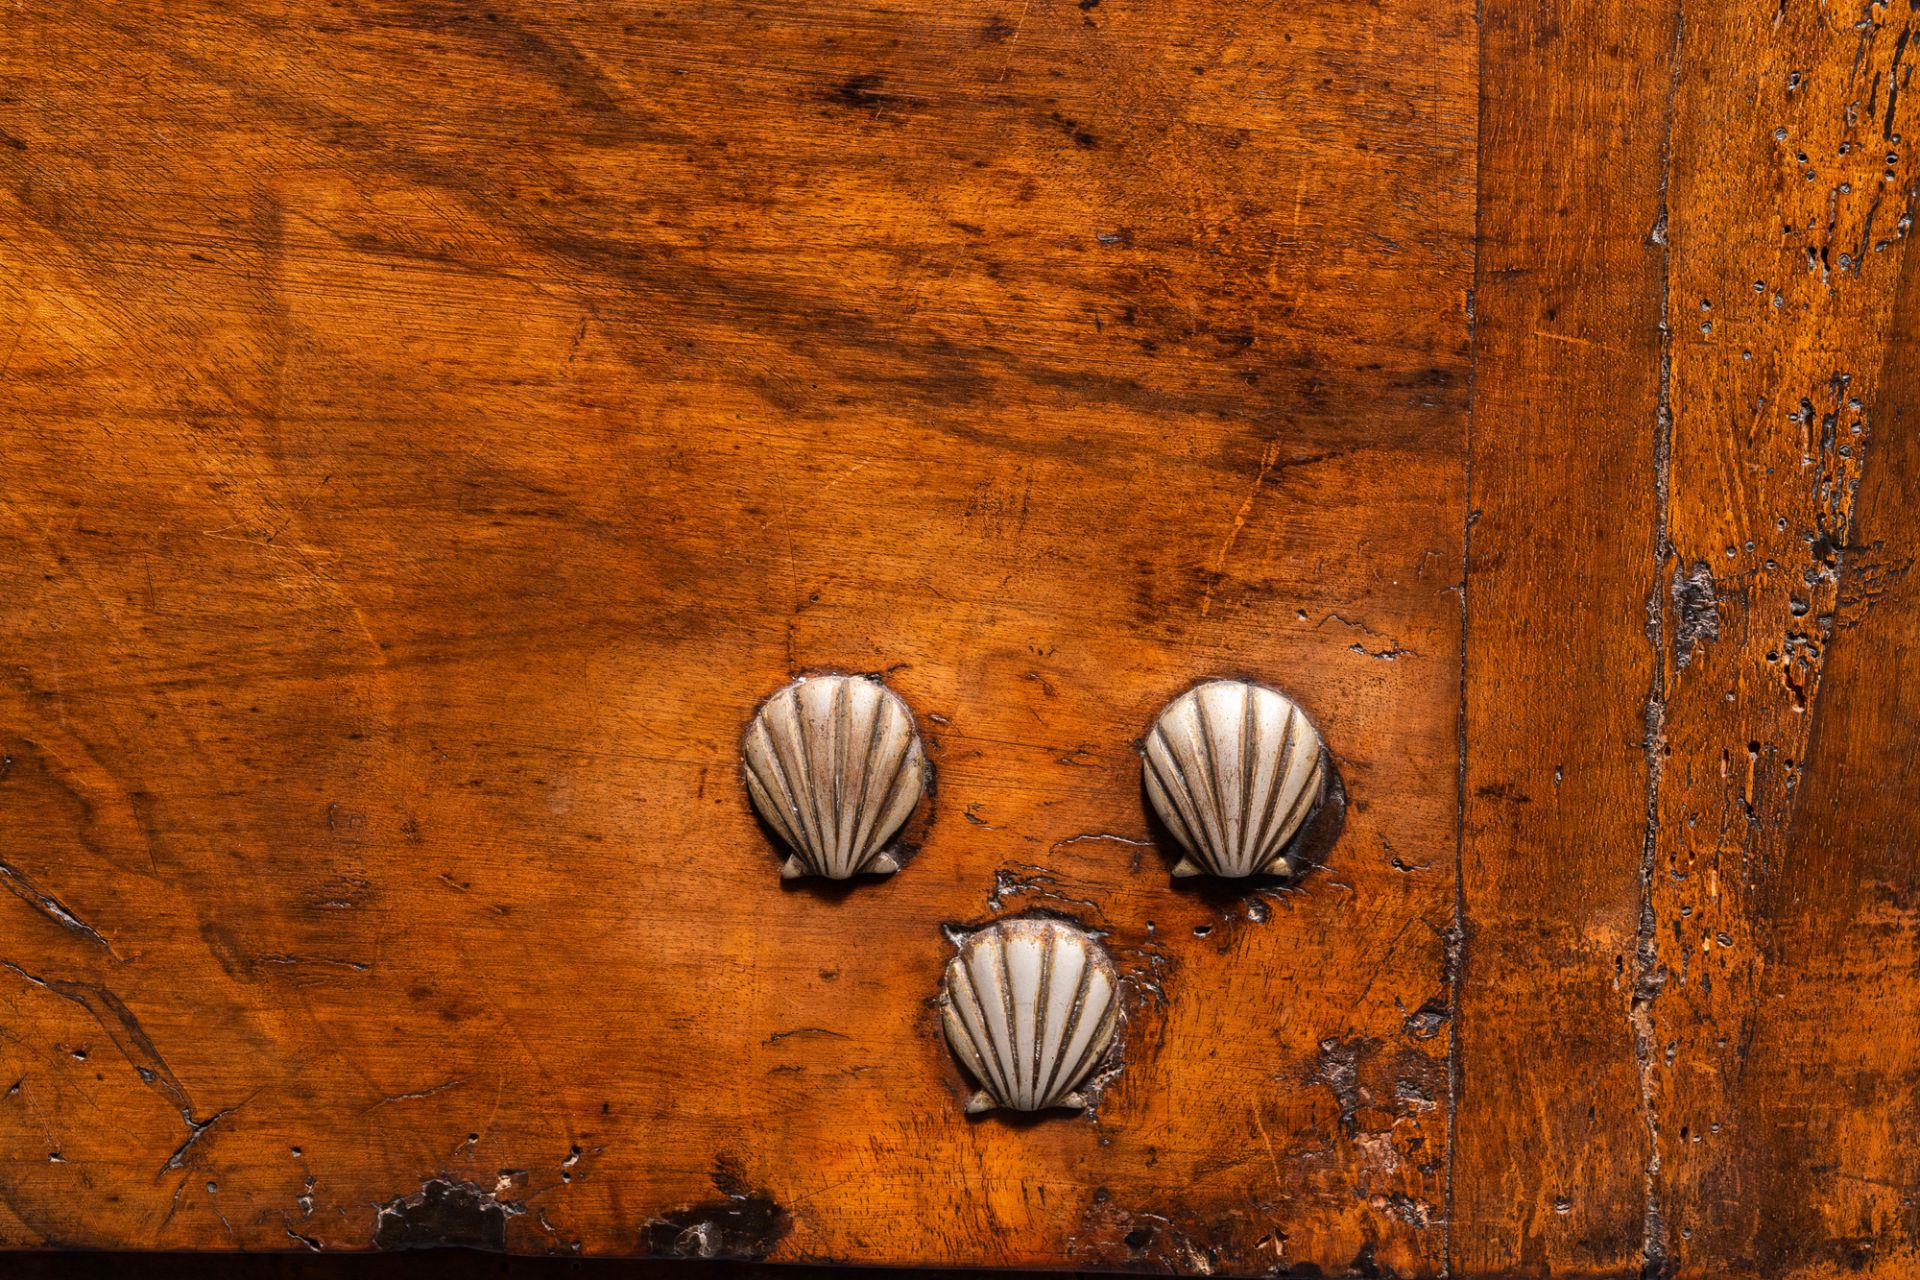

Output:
xmin=363 ymin=1078 xmax=467 ymax=1112
xmin=0 ymin=860 xmax=116 ymax=956
xmin=763 ymin=1028 xmax=850 ymax=1046
xmin=1199 ymin=439 xmax=1283 ymax=617
xmin=0 ymin=960 xmax=193 ymax=1117
xmin=163 ymin=1101 xmax=245 ymax=1173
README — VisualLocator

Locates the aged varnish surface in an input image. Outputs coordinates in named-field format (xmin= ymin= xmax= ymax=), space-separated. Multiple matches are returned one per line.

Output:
xmin=0 ymin=1 xmax=1914 ymax=1277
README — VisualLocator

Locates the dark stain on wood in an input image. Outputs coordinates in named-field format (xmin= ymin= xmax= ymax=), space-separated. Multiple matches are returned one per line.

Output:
xmin=372 ymin=1179 xmax=520 ymax=1253
xmin=641 ymin=1170 xmax=792 ymax=1263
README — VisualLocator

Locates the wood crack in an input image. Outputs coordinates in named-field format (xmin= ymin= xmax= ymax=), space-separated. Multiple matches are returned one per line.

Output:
xmin=0 ymin=860 xmax=117 ymax=958
xmin=1634 ymin=5 xmax=1689 ymax=1274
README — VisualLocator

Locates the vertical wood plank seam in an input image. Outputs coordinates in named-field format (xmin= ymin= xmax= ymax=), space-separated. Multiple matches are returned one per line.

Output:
xmin=1447 ymin=12 xmax=1481 ymax=1266
xmin=1634 ymin=6 xmax=1689 ymax=1276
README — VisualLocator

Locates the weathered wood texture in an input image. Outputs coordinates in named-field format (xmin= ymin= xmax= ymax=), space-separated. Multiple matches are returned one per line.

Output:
xmin=1648 ymin=6 xmax=1920 ymax=1275
xmin=5 ymin=0 xmax=1920 ymax=1275
xmin=1455 ymin=0 xmax=1672 ymax=1266
xmin=0 ymin=0 xmax=1472 ymax=1272
xmin=14 ymin=1255 xmax=1053 ymax=1280
xmin=1461 ymin=0 xmax=1920 ymax=1278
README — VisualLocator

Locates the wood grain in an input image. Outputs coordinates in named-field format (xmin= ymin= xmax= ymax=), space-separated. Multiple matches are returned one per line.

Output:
xmin=9 ymin=1253 xmax=1031 ymax=1279
xmin=1454 ymin=0 xmax=1675 ymax=1268
xmin=1461 ymin=0 xmax=1920 ymax=1278
xmin=0 ymin=0 xmax=1472 ymax=1270
xmin=6 ymin=0 xmax=1920 ymax=1274
xmin=1650 ymin=5 xmax=1920 ymax=1275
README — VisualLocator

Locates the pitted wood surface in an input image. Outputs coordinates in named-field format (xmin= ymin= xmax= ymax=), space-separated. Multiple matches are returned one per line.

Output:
xmin=1459 ymin=0 xmax=1920 ymax=1277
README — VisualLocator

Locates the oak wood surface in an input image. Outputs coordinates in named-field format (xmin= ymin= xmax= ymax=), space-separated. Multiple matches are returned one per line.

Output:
xmin=4 ymin=0 xmax=1920 ymax=1276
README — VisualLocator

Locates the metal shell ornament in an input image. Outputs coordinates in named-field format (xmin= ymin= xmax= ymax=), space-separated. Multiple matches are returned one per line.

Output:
xmin=1141 ymin=679 xmax=1327 ymax=878
xmin=939 ymin=918 xmax=1120 ymax=1114
xmin=742 ymin=674 xmax=928 ymax=880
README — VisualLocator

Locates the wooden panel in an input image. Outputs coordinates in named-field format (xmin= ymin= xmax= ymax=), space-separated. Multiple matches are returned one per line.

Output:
xmin=11 ymin=1255 xmax=1032 ymax=1279
xmin=1463 ymin=0 xmax=1920 ymax=1277
xmin=14 ymin=1256 xmax=1056 ymax=1280
xmin=1454 ymin=0 xmax=1673 ymax=1270
xmin=1695 ymin=243 xmax=1920 ymax=1277
xmin=0 ymin=0 xmax=1473 ymax=1270
xmin=1651 ymin=5 xmax=1920 ymax=1276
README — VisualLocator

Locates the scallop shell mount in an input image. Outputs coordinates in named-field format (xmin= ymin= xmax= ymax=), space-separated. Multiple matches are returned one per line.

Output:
xmin=939 ymin=918 xmax=1120 ymax=1115
xmin=742 ymin=674 xmax=928 ymax=880
xmin=1141 ymin=679 xmax=1327 ymax=878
